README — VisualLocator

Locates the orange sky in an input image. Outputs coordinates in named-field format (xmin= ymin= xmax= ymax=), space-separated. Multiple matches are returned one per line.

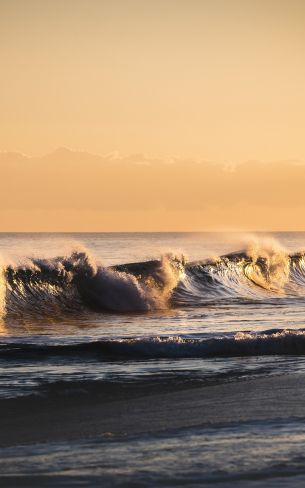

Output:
xmin=1 ymin=1 xmax=305 ymax=230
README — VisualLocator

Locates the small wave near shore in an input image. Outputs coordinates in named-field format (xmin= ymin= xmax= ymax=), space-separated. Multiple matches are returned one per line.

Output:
xmin=2 ymin=328 xmax=305 ymax=359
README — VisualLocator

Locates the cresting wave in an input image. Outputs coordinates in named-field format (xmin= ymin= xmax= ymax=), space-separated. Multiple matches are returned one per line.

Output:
xmin=4 ymin=251 xmax=183 ymax=315
xmin=2 ymin=329 xmax=305 ymax=358
xmin=2 ymin=242 xmax=305 ymax=315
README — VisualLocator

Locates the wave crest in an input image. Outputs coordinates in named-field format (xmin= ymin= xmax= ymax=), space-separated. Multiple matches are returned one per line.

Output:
xmin=4 ymin=250 xmax=183 ymax=315
xmin=2 ymin=240 xmax=305 ymax=316
xmin=2 ymin=329 xmax=305 ymax=358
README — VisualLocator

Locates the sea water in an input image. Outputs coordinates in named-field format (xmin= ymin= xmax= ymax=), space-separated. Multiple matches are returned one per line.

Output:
xmin=2 ymin=232 xmax=305 ymax=486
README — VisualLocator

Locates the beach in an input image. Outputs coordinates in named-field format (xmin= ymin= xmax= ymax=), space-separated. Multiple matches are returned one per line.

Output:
xmin=2 ymin=373 xmax=305 ymax=486
xmin=1 ymin=373 xmax=305 ymax=447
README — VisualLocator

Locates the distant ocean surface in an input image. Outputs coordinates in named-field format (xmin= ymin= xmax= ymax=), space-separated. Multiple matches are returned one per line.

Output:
xmin=3 ymin=232 xmax=305 ymax=486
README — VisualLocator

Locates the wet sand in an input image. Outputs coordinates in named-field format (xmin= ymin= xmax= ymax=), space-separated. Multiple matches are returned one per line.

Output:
xmin=1 ymin=374 xmax=305 ymax=448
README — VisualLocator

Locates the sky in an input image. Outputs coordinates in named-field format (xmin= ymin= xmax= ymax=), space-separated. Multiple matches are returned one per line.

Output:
xmin=1 ymin=0 xmax=305 ymax=230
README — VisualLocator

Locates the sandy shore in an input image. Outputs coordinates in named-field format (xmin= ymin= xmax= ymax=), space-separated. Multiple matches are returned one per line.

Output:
xmin=1 ymin=374 xmax=305 ymax=448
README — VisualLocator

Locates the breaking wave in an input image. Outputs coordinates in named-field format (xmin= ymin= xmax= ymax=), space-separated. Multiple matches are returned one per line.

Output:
xmin=4 ymin=250 xmax=183 ymax=316
xmin=2 ymin=240 xmax=305 ymax=316
xmin=2 ymin=329 xmax=305 ymax=359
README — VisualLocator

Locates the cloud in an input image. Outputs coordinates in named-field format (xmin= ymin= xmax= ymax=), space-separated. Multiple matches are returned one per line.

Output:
xmin=0 ymin=148 xmax=304 ymax=230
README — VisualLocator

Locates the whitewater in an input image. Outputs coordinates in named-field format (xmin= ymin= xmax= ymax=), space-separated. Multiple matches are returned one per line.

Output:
xmin=3 ymin=232 xmax=305 ymax=487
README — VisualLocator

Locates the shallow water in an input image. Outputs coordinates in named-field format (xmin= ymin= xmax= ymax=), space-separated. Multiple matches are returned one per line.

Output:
xmin=2 ymin=232 xmax=305 ymax=486
xmin=2 ymin=420 xmax=305 ymax=487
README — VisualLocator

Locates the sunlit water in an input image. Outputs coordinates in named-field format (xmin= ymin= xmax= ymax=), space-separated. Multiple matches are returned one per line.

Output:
xmin=2 ymin=232 xmax=305 ymax=486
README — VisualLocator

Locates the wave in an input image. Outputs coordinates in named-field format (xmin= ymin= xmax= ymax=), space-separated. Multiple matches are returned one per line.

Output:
xmin=2 ymin=329 xmax=305 ymax=358
xmin=173 ymin=245 xmax=305 ymax=305
xmin=2 ymin=241 xmax=305 ymax=315
xmin=3 ymin=251 xmax=183 ymax=315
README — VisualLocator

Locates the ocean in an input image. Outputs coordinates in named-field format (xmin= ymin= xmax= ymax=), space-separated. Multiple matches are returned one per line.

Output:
xmin=2 ymin=232 xmax=305 ymax=487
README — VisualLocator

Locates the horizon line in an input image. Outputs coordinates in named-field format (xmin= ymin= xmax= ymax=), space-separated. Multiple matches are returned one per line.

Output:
xmin=0 ymin=230 xmax=304 ymax=234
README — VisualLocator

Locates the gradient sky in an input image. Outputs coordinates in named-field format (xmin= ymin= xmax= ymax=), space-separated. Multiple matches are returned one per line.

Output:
xmin=1 ymin=0 xmax=305 ymax=230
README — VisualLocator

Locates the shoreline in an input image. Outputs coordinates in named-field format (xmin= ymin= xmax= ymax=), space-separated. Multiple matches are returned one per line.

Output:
xmin=1 ymin=373 xmax=305 ymax=448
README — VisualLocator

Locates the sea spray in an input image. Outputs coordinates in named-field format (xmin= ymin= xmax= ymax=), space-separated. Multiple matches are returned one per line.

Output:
xmin=3 ymin=239 xmax=305 ymax=315
xmin=244 ymin=236 xmax=290 ymax=291
xmin=3 ymin=249 xmax=185 ymax=314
